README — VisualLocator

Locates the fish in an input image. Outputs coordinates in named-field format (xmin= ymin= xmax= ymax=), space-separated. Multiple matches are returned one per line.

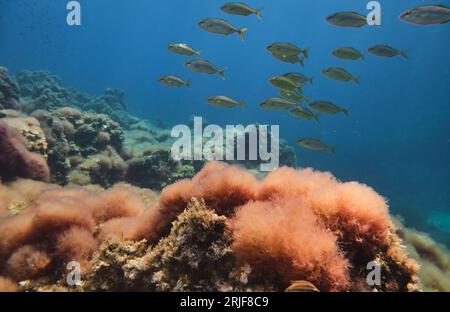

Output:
xmin=400 ymin=5 xmax=450 ymax=25
xmin=331 ymin=47 xmax=364 ymax=61
xmin=269 ymin=76 xmax=300 ymax=92
xmin=326 ymin=11 xmax=368 ymax=28
xmin=168 ymin=43 xmax=201 ymax=57
xmin=267 ymin=42 xmax=310 ymax=58
xmin=322 ymin=67 xmax=359 ymax=84
xmin=158 ymin=75 xmax=190 ymax=88
xmin=259 ymin=98 xmax=295 ymax=110
xmin=289 ymin=107 xmax=319 ymax=122
xmin=285 ymin=281 xmax=320 ymax=292
xmin=309 ymin=101 xmax=348 ymax=117
xmin=198 ymin=18 xmax=248 ymax=41
xmin=208 ymin=96 xmax=245 ymax=109
xmin=282 ymin=72 xmax=313 ymax=86
xmin=221 ymin=2 xmax=264 ymax=19
xmin=297 ymin=138 xmax=336 ymax=153
xmin=368 ymin=45 xmax=408 ymax=58
xmin=280 ymin=90 xmax=309 ymax=104
xmin=184 ymin=60 xmax=226 ymax=80
xmin=270 ymin=53 xmax=305 ymax=67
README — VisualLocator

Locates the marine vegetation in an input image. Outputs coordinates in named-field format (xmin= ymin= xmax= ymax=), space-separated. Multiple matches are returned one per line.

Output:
xmin=0 ymin=161 xmax=425 ymax=292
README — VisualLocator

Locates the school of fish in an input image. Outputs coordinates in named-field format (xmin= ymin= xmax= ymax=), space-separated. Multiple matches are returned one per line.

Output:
xmin=157 ymin=3 xmax=449 ymax=154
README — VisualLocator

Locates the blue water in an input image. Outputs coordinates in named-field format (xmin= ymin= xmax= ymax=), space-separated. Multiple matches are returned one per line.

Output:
xmin=1 ymin=0 xmax=449 ymax=244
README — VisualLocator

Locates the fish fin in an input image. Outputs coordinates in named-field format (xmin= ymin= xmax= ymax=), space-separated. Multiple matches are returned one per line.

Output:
xmin=400 ymin=51 xmax=408 ymax=59
xmin=342 ymin=109 xmax=349 ymax=117
xmin=239 ymin=101 xmax=246 ymax=109
xmin=314 ymin=114 xmax=320 ymax=122
xmin=354 ymin=76 xmax=360 ymax=85
xmin=238 ymin=28 xmax=248 ymax=41
xmin=303 ymin=47 xmax=311 ymax=59
xmin=298 ymin=58 xmax=305 ymax=68
xmin=186 ymin=79 xmax=192 ymax=88
xmin=330 ymin=146 xmax=337 ymax=154
xmin=218 ymin=69 xmax=226 ymax=80
xmin=255 ymin=8 xmax=264 ymax=19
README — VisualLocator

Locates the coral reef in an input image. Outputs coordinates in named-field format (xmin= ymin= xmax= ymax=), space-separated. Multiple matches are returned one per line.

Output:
xmin=0 ymin=162 xmax=421 ymax=292
xmin=0 ymin=120 xmax=50 ymax=182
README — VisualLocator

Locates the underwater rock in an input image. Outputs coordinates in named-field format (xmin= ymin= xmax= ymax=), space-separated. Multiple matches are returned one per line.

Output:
xmin=0 ymin=120 xmax=50 ymax=182
xmin=126 ymin=147 xmax=195 ymax=190
xmin=0 ymin=163 xmax=422 ymax=292
xmin=87 ymin=198 xmax=251 ymax=292
xmin=395 ymin=217 xmax=450 ymax=291
xmin=17 ymin=70 xmax=89 ymax=113
xmin=31 ymin=108 xmax=125 ymax=186
xmin=15 ymin=70 xmax=141 ymax=128
xmin=0 ymin=182 xmax=159 ymax=291
xmin=0 ymin=67 xmax=21 ymax=111
xmin=2 ymin=115 xmax=48 ymax=156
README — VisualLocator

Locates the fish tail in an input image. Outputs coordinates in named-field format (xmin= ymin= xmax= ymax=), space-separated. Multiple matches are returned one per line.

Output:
xmin=298 ymin=58 xmax=305 ymax=68
xmin=342 ymin=109 xmax=349 ymax=117
xmin=255 ymin=8 xmax=264 ymax=19
xmin=238 ymin=28 xmax=248 ymax=41
xmin=186 ymin=79 xmax=192 ymax=88
xmin=400 ymin=51 xmax=408 ymax=59
xmin=309 ymin=77 xmax=314 ymax=85
xmin=303 ymin=47 xmax=311 ymax=59
xmin=361 ymin=54 xmax=365 ymax=61
xmin=196 ymin=51 xmax=202 ymax=59
xmin=239 ymin=101 xmax=246 ymax=109
xmin=303 ymin=95 xmax=310 ymax=103
xmin=330 ymin=146 xmax=337 ymax=154
xmin=354 ymin=76 xmax=360 ymax=85
xmin=314 ymin=114 xmax=320 ymax=122
xmin=219 ymin=69 xmax=226 ymax=80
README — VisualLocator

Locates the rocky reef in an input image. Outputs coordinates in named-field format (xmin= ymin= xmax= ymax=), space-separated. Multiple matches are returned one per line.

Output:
xmin=1 ymin=67 xmax=297 ymax=189
xmin=0 ymin=162 xmax=423 ymax=292
xmin=1 ymin=66 xmax=447 ymax=292
xmin=1 ymin=68 xmax=199 ymax=188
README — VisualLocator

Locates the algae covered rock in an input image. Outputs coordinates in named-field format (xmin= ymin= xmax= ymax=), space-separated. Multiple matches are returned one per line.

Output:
xmin=86 ymin=198 xmax=249 ymax=292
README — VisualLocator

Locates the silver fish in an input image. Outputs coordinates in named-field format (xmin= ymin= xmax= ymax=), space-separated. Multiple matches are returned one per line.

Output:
xmin=280 ymin=90 xmax=309 ymax=104
xmin=309 ymin=101 xmax=348 ymax=117
xmin=168 ymin=43 xmax=201 ymax=57
xmin=331 ymin=47 xmax=364 ymax=61
xmin=400 ymin=5 xmax=450 ymax=25
xmin=221 ymin=2 xmax=264 ymax=19
xmin=297 ymin=138 xmax=336 ymax=153
xmin=158 ymin=75 xmax=190 ymax=88
xmin=267 ymin=42 xmax=310 ymax=58
xmin=184 ymin=60 xmax=226 ymax=80
xmin=283 ymin=72 xmax=313 ymax=85
xmin=198 ymin=18 xmax=248 ymax=41
xmin=271 ymin=53 xmax=305 ymax=67
xmin=208 ymin=96 xmax=245 ymax=109
xmin=368 ymin=45 xmax=408 ymax=58
xmin=326 ymin=11 xmax=368 ymax=28
xmin=322 ymin=67 xmax=359 ymax=84
xmin=290 ymin=107 xmax=319 ymax=122
xmin=259 ymin=98 xmax=295 ymax=110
